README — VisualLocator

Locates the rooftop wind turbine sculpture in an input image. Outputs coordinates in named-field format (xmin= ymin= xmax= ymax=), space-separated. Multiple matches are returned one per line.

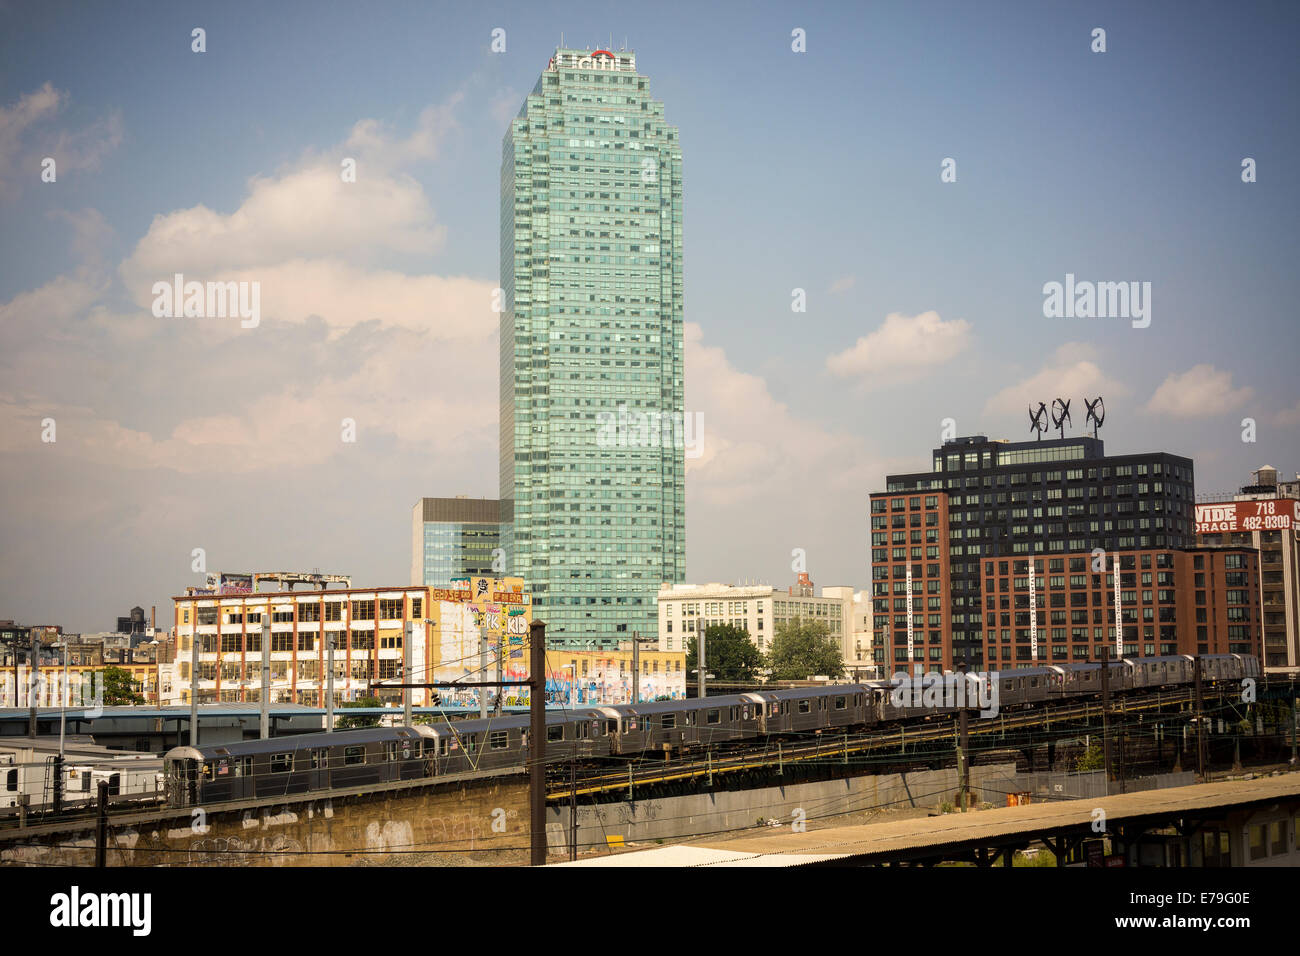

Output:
xmin=1084 ymin=396 xmax=1106 ymax=439
xmin=1029 ymin=402 xmax=1049 ymax=441
xmin=1051 ymin=398 xmax=1072 ymax=440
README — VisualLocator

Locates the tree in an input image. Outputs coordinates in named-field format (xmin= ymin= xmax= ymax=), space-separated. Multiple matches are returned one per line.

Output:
xmin=1075 ymin=743 xmax=1104 ymax=772
xmin=336 ymin=695 xmax=382 ymax=729
xmin=765 ymin=618 xmax=844 ymax=681
xmin=685 ymin=624 xmax=763 ymax=685
xmin=101 ymin=666 xmax=145 ymax=705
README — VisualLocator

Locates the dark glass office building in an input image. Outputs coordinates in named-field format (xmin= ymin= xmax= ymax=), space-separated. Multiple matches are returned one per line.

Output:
xmin=411 ymin=498 xmax=510 ymax=586
xmin=872 ymin=435 xmax=1196 ymax=669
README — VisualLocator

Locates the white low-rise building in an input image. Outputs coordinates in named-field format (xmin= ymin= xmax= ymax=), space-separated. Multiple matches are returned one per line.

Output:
xmin=658 ymin=574 xmax=871 ymax=675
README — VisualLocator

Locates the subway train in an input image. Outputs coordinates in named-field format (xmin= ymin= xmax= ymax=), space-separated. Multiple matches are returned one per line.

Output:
xmin=163 ymin=653 xmax=1259 ymax=808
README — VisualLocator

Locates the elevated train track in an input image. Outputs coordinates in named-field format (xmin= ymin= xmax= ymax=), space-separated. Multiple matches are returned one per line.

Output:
xmin=549 ymin=683 xmax=1249 ymax=800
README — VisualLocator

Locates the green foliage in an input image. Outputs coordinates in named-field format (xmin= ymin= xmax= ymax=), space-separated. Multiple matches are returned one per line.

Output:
xmin=101 ymin=666 xmax=144 ymax=705
xmin=764 ymin=618 xmax=844 ymax=681
xmin=1075 ymin=743 xmax=1104 ymax=772
xmin=1014 ymin=849 xmax=1057 ymax=867
xmin=686 ymin=624 xmax=763 ymax=684
xmin=336 ymin=695 xmax=382 ymax=728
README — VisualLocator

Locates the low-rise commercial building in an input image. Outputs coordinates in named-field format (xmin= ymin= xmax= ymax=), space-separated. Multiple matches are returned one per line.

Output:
xmin=1195 ymin=466 xmax=1300 ymax=673
xmin=174 ymin=578 xmax=533 ymax=708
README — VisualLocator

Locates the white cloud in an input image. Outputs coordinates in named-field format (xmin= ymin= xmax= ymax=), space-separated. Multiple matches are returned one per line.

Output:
xmin=1271 ymin=399 xmax=1300 ymax=428
xmin=0 ymin=83 xmax=122 ymax=196
xmin=1145 ymin=365 xmax=1254 ymax=418
xmin=826 ymin=311 xmax=971 ymax=385
xmin=686 ymin=322 xmax=883 ymax=507
xmin=343 ymin=92 xmax=463 ymax=171
xmin=982 ymin=342 xmax=1129 ymax=418
xmin=120 ymin=164 xmax=445 ymax=285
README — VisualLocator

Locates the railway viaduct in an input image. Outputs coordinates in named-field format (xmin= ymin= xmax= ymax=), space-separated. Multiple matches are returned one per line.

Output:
xmin=0 ymin=768 xmax=529 ymax=866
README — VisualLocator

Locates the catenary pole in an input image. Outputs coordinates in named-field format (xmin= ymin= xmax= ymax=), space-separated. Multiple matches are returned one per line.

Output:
xmin=260 ymin=617 xmax=271 ymax=739
xmin=529 ymin=620 xmax=547 ymax=866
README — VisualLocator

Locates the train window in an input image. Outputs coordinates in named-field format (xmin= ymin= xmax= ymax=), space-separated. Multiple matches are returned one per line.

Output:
xmin=706 ymin=710 xmax=720 ymax=725
xmin=834 ymin=696 xmax=847 ymax=710
xmin=344 ymin=746 xmax=364 ymax=765
xmin=5 ymin=769 xmax=16 ymax=791
xmin=819 ymin=699 xmax=825 ymax=710
xmin=662 ymin=714 xmax=675 ymax=729
xmin=798 ymin=700 xmax=811 ymax=714
xmin=606 ymin=720 xmax=618 ymax=734
xmin=577 ymin=722 xmax=589 ymax=739
xmin=270 ymin=753 xmax=293 ymax=773
xmin=438 ymin=738 xmax=448 ymax=757
xmin=466 ymin=735 xmax=477 ymax=755
xmin=311 ymin=749 xmax=327 ymax=769
xmin=730 ymin=707 xmax=738 ymax=721
xmin=782 ymin=702 xmax=789 ymax=715
xmin=1030 ymin=679 xmax=1038 ymax=688
xmin=684 ymin=712 xmax=694 ymax=726
xmin=235 ymin=756 xmax=253 ymax=777
xmin=490 ymin=731 xmax=509 ymax=750
xmin=202 ymin=762 xmax=214 ymax=780
xmin=547 ymin=726 xmax=564 ymax=742
xmin=385 ymin=742 xmax=398 ymax=762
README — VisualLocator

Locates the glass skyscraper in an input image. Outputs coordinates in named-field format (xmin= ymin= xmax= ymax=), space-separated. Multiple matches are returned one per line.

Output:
xmin=500 ymin=48 xmax=685 ymax=647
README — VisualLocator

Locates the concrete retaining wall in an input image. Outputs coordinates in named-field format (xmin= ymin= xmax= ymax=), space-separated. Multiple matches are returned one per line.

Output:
xmin=0 ymin=773 xmax=528 ymax=867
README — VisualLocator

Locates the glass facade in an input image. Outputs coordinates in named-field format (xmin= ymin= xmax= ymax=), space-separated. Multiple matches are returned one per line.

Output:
xmin=500 ymin=48 xmax=686 ymax=647
xmin=420 ymin=523 xmax=500 ymax=586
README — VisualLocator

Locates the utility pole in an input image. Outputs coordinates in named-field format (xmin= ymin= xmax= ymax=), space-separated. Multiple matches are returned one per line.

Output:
xmin=1194 ymin=655 xmax=1207 ymax=780
xmin=1291 ymin=687 xmax=1297 ymax=766
xmin=1100 ymin=646 xmax=1112 ymax=796
xmin=8 ymin=632 xmax=18 ymax=713
xmin=493 ymin=627 xmax=504 ymax=716
xmin=326 ymin=631 xmax=335 ymax=733
xmin=95 ymin=779 xmax=109 ymax=867
xmin=697 ymin=627 xmax=706 ymax=701
xmin=55 ymin=642 xmax=67 ymax=814
xmin=632 ymin=631 xmax=640 ymax=704
xmin=957 ymin=661 xmax=970 ymax=811
xmin=28 ymin=629 xmax=40 ymax=737
xmin=529 ymin=620 xmax=547 ymax=866
xmin=569 ymin=746 xmax=578 ymax=863
xmin=189 ymin=624 xmax=199 ymax=746
xmin=403 ymin=620 xmax=413 ymax=726
xmin=480 ymin=620 xmax=489 ymax=719
xmin=260 ymin=618 xmax=271 ymax=739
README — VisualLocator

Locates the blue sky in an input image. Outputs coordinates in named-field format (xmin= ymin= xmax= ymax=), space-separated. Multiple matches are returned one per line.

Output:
xmin=1 ymin=0 xmax=1297 ymax=631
